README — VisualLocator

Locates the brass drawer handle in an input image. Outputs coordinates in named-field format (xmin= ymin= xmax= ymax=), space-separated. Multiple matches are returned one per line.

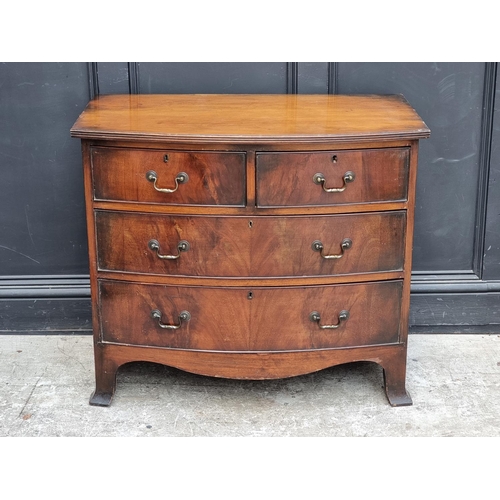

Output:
xmin=313 ymin=171 xmax=355 ymax=192
xmin=309 ymin=310 xmax=349 ymax=329
xmin=148 ymin=239 xmax=190 ymax=260
xmin=312 ymin=238 xmax=352 ymax=259
xmin=146 ymin=170 xmax=189 ymax=193
xmin=151 ymin=309 xmax=191 ymax=329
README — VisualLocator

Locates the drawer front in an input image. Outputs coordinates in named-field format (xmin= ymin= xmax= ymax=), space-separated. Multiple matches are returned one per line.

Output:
xmin=91 ymin=147 xmax=246 ymax=206
xmin=256 ymin=148 xmax=409 ymax=207
xmin=99 ymin=280 xmax=402 ymax=351
xmin=96 ymin=211 xmax=405 ymax=277
xmin=96 ymin=211 xmax=251 ymax=277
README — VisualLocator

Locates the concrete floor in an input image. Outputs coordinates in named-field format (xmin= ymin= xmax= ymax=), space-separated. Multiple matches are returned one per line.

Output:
xmin=0 ymin=334 xmax=499 ymax=437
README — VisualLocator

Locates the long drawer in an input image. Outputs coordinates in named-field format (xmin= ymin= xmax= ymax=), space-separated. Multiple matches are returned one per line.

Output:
xmin=256 ymin=148 xmax=409 ymax=207
xmin=91 ymin=147 xmax=246 ymax=206
xmin=96 ymin=211 xmax=406 ymax=278
xmin=99 ymin=280 xmax=402 ymax=351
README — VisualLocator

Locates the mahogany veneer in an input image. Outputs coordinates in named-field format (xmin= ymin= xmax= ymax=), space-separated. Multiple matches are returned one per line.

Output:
xmin=71 ymin=94 xmax=429 ymax=407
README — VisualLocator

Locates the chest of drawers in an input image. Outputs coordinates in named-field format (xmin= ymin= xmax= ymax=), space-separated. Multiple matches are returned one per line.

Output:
xmin=71 ymin=94 xmax=429 ymax=407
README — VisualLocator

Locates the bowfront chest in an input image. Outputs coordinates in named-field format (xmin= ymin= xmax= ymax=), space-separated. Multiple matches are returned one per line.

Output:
xmin=71 ymin=94 xmax=429 ymax=406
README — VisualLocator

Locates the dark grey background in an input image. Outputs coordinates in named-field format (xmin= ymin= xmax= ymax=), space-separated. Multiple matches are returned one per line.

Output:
xmin=1 ymin=62 xmax=499 ymax=333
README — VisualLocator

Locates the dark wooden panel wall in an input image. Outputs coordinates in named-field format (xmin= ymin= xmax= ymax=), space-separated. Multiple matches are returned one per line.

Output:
xmin=1 ymin=62 xmax=499 ymax=333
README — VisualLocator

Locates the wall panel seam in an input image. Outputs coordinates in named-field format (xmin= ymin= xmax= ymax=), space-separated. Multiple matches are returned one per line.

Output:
xmin=286 ymin=62 xmax=298 ymax=94
xmin=87 ymin=62 xmax=99 ymax=99
xmin=473 ymin=62 xmax=497 ymax=277
xmin=128 ymin=62 xmax=140 ymax=94
xmin=327 ymin=62 xmax=338 ymax=94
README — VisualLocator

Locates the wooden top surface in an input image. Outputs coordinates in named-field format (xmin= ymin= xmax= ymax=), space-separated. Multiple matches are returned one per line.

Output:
xmin=71 ymin=94 xmax=430 ymax=143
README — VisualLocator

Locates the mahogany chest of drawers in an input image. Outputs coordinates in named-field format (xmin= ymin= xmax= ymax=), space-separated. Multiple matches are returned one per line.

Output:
xmin=71 ymin=94 xmax=429 ymax=407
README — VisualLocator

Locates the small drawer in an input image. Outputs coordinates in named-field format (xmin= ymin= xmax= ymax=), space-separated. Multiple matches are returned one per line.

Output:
xmin=99 ymin=280 xmax=402 ymax=351
xmin=256 ymin=148 xmax=409 ymax=207
xmin=96 ymin=211 xmax=405 ymax=278
xmin=91 ymin=147 xmax=246 ymax=206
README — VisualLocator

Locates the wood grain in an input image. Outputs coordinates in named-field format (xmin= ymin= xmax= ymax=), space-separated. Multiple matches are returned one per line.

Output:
xmin=99 ymin=280 xmax=402 ymax=351
xmin=73 ymin=93 xmax=426 ymax=406
xmin=71 ymin=94 xmax=430 ymax=143
xmin=256 ymin=148 xmax=409 ymax=207
xmin=96 ymin=211 xmax=405 ymax=278
xmin=93 ymin=341 xmax=408 ymax=381
xmin=91 ymin=147 xmax=246 ymax=206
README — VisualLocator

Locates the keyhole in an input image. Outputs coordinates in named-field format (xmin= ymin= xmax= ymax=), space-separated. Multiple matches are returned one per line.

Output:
xmin=332 ymin=155 xmax=338 ymax=163
xmin=247 ymin=291 xmax=253 ymax=300
xmin=249 ymin=220 xmax=253 ymax=228
xmin=164 ymin=154 xmax=169 ymax=162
